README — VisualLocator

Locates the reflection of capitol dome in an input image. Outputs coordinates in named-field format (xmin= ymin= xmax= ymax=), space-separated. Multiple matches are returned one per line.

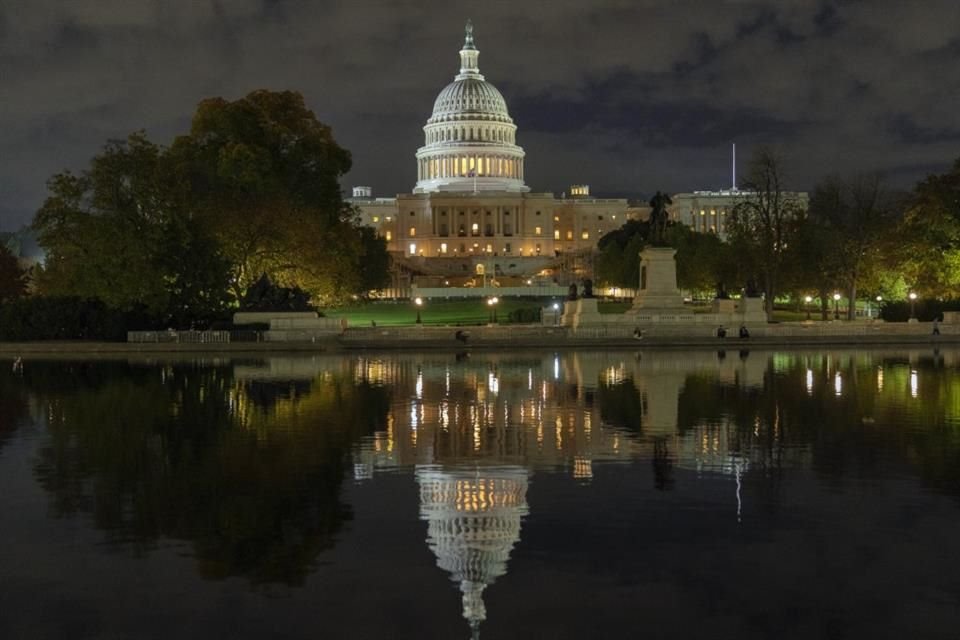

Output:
xmin=416 ymin=465 xmax=529 ymax=638
xmin=414 ymin=21 xmax=528 ymax=194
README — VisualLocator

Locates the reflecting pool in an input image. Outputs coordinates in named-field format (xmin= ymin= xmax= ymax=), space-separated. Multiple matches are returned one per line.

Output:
xmin=1 ymin=349 xmax=959 ymax=639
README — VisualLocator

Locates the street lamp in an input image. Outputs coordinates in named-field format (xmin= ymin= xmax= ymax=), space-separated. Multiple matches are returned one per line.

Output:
xmin=414 ymin=296 xmax=423 ymax=324
xmin=875 ymin=295 xmax=882 ymax=320
xmin=487 ymin=296 xmax=499 ymax=324
xmin=909 ymin=292 xmax=917 ymax=321
xmin=804 ymin=295 xmax=813 ymax=321
xmin=833 ymin=292 xmax=841 ymax=320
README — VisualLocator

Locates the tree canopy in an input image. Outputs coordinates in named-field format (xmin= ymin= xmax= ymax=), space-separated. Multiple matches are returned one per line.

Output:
xmin=32 ymin=90 xmax=390 ymax=325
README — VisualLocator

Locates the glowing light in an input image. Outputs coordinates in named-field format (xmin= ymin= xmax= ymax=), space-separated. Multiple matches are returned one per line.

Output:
xmin=910 ymin=369 xmax=918 ymax=398
xmin=834 ymin=372 xmax=842 ymax=396
xmin=877 ymin=366 xmax=884 ymax=391
xmin=805 ymin=369 xmax=813 ymax=395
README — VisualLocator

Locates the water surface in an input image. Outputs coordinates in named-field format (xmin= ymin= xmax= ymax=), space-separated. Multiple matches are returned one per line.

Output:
xmin=1 ymin=349 xmax=959 ymax=639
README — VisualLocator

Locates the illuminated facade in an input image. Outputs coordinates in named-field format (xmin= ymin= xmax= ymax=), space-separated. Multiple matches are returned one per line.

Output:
xmin=670 ymin=189 xmax=809 ymax=241
xmin=349 ymin=22 xmax=636 ymax=286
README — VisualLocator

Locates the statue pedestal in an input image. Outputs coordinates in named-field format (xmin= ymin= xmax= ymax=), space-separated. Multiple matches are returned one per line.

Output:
xmin=712 ymin=299 xmax=736 ymax=314
xmin=736 ymin=297 xmax=767 ymax=323
xmin=630 ymin=247 xmax=684 ymax=312
xmin=561 ymin=298 xmax=602 ymax=328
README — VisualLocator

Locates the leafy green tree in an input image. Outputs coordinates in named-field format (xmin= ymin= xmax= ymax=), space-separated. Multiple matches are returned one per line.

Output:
xmin=170 ymin=90 xmax=388 ymax=304
xmin=896 ymin=158 xmax=960 ymax=298
xmin=0 ymin=245 xmax=28 ymax=303
xmin=727 ymin=147 xmax=807 ymax=315
xmin=33 ymin=133 xmax=171 ymax=312
xmin=806 ymin=174 xmax=899 ymax=319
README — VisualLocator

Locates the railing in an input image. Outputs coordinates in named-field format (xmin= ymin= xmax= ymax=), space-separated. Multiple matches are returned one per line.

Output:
xmin=127 ymin=331 xmax=231 ymax=343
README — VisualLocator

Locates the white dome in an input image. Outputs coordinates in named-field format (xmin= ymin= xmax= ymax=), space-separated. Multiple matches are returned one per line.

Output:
xmin=414 ymin=21 xmax=528 ymax=194
xmin=429 ymin=78 xmax=512 ymax=124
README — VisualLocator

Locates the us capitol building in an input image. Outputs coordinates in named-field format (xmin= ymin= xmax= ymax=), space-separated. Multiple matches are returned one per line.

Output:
xmin=349 ymin=21 xmax=805 ymax=297
xmin=349 ymin=21 xmax=641 ymax=295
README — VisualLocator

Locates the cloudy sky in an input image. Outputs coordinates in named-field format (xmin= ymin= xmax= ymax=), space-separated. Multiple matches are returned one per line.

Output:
xmin=2 ymin=0 xmax=959 ymax=230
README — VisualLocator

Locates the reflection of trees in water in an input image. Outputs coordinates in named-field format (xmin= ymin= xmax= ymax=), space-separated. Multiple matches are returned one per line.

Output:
xmin=28 ymin=360 xmax=389 ymax=585
xmin=595 ymin=379 xmax=644 ymax=434
xmin=0 ymin=366 xmax=29 ymax=453
xmin=672 ymin=353 xmax=960 ymax=500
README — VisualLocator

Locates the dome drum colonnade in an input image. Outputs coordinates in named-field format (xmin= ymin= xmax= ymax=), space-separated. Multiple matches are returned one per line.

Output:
xmin=414 ymin=21 xmax=528 ymax=193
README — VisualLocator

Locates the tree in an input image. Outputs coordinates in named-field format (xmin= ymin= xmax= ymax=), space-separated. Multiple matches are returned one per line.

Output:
xmin=897 ymin=158 xmax=960 ymax=298
xmin=33 ymin=133 xmax=172 ymax=312
xmin=727 ymin=147 xmax=806 ymax=316
xmin=170 ymin=90 xmax=388 ymax=304
xmin=0 ymin=245 xmax=28 ymax=303
xmin=806 ymin=174 xmax=898 ymax=319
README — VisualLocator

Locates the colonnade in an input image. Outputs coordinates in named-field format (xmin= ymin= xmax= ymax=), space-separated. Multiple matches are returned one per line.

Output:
xmin=417 ymin=155 xmax=524 ymax=181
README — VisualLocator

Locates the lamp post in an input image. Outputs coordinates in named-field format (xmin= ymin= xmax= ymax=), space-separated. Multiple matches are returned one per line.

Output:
xmin=909 ymin=292 xmax=917 ymax=321
xmin=414 ymin=296 xmax=423 ymax=324
xmin=833 ymin=292 xmax=841 ymax=320
xmin=487 ymin=296 xmax=499 ymax=324
xmin=875 ymin=295 xmax=882 ymax=320
xmin=804 ymin=295 xmax=813 ymax=321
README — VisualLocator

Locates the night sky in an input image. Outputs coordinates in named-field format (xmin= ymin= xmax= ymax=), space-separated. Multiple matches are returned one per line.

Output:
xmin=2 ymin=0 xmax=960 ymax=231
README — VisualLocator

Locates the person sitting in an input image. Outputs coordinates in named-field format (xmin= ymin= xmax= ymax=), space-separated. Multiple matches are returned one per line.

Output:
xmin=739 ymin=324 xmax=750 ymax=339
xmin=633 ymin=327 xmax=644 ymax=340
xmin=716 ymin=326 xmax=727 ymax=338
xmin=455 ymin=329 xmax=470 ymax=344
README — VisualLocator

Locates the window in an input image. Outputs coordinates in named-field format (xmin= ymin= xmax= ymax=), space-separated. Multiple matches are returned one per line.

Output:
xmin=535 ymin=226 xmax=542 ymax=235
xmin=566 ymin=231 xmax=573 ymax=240
xmin=410 ymin=211 xmax=415 ymax=216
xmin=554 ymin=230 xmax=560 ymax=240
xmin=372 ymin=216 xmax=380 ymax=223
xmin=439 ymin=224 xmax=449 ymax=237
xmin=440 ymin=242 xmax=448 ymax=254
xmin=598 ymin=215 xmax=604 ymax=220
xmin=505 ymin=243 xmax=512 ymax=253
xmin=409 ymin=227 xmax=416 ymax=237
xmin=385 ymin=231 xmax=392 ymax=241
xmin=554 ymin=215 xmax=560 ymax=222
xmin=536 ymin=244 xmax=542 ymax=254
xmin=536 ymin=211 xmax=541 ymax=216
xmin=441 ymin=211 xmax=447 ymax=216
xmin=581 ymin=231 xmax=590 ymax=240
xmin=386 ymin=216 xmax=392 ymax=222
xmin=471 ymin=222 xmax=479 ymax=235
xmin=486 ymin=244 xmax=493 ymax=253
xmin=408 ymin=243 xmax=416 ymax=255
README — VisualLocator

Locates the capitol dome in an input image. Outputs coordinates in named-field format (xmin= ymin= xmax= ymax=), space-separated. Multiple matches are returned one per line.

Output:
xmin=414 ymin=21 xmax=528 ymax=194
xmin=416 ymin=464 xmax=529 ymax=638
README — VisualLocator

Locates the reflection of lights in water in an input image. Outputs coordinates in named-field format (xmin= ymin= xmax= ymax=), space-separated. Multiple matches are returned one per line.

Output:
xmin=416 ymin=369 xmax=423 ymax=399
xmin=734 ymin=460 xmax=744 ymax=524
xmin=440 ymin=401 xmax=449 ymax=430
xmin=410 ymin=403 xmax=419 ymax=430
xmin=834 ymin=372 xmax=843 ymax=396
xmin=911 ymin=370 xmax=918 ymax=398
xmin=555 ymin=416 xmax=563 ymax=448
xmin=445 ymin=368 xmax=450 ymax=396
xmin=805 ymin=369 xmax=813 ymax=395
xmin=554 ymin=356 xmax=560 ymax=380
xmin=488 ymin=371 xmax=499 ymax=395
xmin=584 ymin=411 xmax=591 ymax=436
xmin=528 ymin=368 xmax=533 ymax=391
xmin=877 ymin=366 xmax=884 ymax=392
xmin=573 ymin=456 xmax=593 ymax=481
xmin=416 ymin=466 xmax=529 ymax=639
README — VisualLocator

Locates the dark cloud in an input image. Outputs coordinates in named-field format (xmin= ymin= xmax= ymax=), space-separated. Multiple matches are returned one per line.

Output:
xmin=2 ymin=0 xmax=960 ymax=229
